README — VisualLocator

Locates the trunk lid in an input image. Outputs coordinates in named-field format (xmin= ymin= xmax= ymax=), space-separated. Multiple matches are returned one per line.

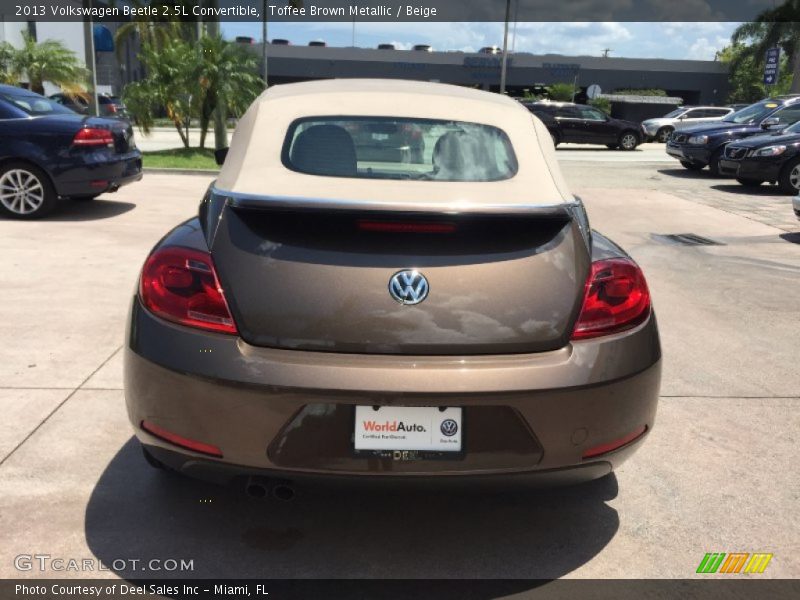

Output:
xmin=206 ymin=193 xmax=590 ymax=355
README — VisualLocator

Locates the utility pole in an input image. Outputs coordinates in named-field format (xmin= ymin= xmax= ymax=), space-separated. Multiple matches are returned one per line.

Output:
xmin=262 ymin=0 xmax=269 ymax=88
xmin=82 ymin=0 xmax=98 ymax=116
xmin=602 ymin=48 xmax=612 ymax=58
xmin=499 ymin=0 xmax=511 ymax=94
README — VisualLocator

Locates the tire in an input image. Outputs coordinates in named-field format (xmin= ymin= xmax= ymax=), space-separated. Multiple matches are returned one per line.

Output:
xmin=680 ymin=160 xmax=705 ymax=171
xmin=618 ymin=131 xmax=639 ymax=151
xmin=0 ymin=162 xmax=57 ymax=219
xmin=777 ymin=157 xmax=800 ymax=194
xmin=736 ymin=177 xmax=763 ymax=187
xmin=707 ymin=147 xmax=726 ymax=177
xmin=141 ymin=445 xmax=165 ymax=470
xmin=655 ymin=127 xmax=674 ymax=143
xmin=606 ymin=144 xmax=618 ymax=149
xmin=71 ymin=194 xmax=101 ymax=201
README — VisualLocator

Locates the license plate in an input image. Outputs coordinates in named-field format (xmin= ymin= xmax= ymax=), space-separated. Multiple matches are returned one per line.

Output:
xmin=354 ymin=406 xmax=462 ymax=453
xmin=371 ymin=133 xmax=389 ymax=140
xmin=718 ymin=160 xmax=740 ymax=174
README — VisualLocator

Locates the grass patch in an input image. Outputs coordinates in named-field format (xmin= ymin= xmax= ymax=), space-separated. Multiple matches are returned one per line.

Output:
xmin=142 ymin=147 xmax=219 ymax=170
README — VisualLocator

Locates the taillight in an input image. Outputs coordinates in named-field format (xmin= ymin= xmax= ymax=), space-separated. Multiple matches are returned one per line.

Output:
xmin=72 ymin=127 xmax=114 ymax=148
xmin=571 ymin=258 xmax=651 ymax=340
xmin=107 ymin=104 xmax=117 ymax=114
xmin=139 ymin=246 xmax=237 ymax=334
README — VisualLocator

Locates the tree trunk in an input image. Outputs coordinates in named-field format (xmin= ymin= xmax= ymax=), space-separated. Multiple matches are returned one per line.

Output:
xmin=174 ymin=121 xmax=189 ymax=148
xmin=30 ymin=80 xmax=45 ymax=95
xmin=790 ymin=52 xmax=800 ymax=94
xmin=213 ymin=97 xmax=227 ymax=150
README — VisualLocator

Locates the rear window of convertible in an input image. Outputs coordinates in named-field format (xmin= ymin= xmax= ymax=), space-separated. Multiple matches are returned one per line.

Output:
xmin=282 ymin=117 xmax=518 ymax=181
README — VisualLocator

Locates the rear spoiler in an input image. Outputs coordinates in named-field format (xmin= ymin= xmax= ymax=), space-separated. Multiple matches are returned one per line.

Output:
xmin=215 ymin=186 xmax=580 ymax=217
xmin=201 ymin=186 xmax=589 ymax=247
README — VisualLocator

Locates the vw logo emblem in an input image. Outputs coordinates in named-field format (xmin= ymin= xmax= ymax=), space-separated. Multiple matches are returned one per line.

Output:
xmin=388 ymin=270 xmax=429 ymax=305
xmin=440 ymin=419 xmax=458 ymax=437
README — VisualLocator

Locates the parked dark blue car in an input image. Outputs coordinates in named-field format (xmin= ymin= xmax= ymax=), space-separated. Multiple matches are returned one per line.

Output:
xmin=0 ymin=84 xmax=142 ymax=219
xmin=665 ymin=96 xmax=800 ymax=176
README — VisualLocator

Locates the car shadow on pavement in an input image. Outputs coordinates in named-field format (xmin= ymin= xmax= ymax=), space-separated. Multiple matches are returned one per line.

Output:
xmin=710 ymin=183 xmax=789 ymax=196
xmin=46 ymin=199 xmax=136 ymax=221
xmin=656 ymin=168 xmax=709 ymax=179
xmin=85 ymin=438 xmax=620 ymax=585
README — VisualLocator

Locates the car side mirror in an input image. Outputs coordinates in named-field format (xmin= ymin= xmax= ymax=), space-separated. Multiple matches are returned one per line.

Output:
xmin=214 ymin=148 xmax=228 ymax=166
xmin=761 ymin=117 xmax=780 ymax=129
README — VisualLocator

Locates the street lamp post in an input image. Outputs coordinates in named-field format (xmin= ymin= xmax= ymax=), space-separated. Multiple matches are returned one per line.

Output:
xmin=499 ymin=0 xmax=511 ymax=94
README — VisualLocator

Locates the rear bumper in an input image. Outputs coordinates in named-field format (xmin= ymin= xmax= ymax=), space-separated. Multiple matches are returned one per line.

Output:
xmin=793 ymin=194 xmax=800 ymax=220
xmin=125 ymin=297 xmax=661 ymax=486
xmin=54 ymin=151 xmax=142 ymax=197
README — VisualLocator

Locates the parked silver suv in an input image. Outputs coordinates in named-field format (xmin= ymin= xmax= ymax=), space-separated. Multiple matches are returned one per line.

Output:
xmin=642 ymin=106 xmax=734 ymax=143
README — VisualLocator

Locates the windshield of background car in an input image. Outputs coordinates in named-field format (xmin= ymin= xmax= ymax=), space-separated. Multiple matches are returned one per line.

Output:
xmin=0 ymin=92 xmax=75 ymax=116
xmin=282 ymin=117 xmax=519 ymax=181
xmin=782 ymin=119 xmax=800 ymax=134
xmin=723 ymin=100 xmax=781 ymax=124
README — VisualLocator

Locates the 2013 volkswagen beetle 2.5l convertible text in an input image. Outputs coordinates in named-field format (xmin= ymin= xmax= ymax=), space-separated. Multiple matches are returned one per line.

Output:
xmin=124 ymin=80 xmax=661 ymax=491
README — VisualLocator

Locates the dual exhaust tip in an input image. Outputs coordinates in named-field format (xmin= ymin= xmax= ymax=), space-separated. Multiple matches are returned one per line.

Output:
xmin=245 ymin=476 xmax=296 ymax=502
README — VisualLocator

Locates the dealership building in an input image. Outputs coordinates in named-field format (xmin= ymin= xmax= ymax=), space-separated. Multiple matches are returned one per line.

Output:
xmin=255 ymin=43 xmax=730 ymax=106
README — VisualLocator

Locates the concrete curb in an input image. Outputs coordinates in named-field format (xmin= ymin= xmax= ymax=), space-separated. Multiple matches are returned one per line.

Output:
xmin=143 ymin=167 xmax=219 ymax=176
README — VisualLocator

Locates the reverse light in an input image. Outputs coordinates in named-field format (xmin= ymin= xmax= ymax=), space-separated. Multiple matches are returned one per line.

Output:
xmin=139 ymin=246 xmax=238 ymax=334
xmin=72 ymin=127 xmax=114 ymax=148
xmin=582 ymin=426 xmax=648 ymax=459
xmin=141 ymin=420 xmax=223 ymax=457
xmin=572 ymin=258 xmax=651 ymax=340
xmin=752 ymin=145 xmax=786 ymax=157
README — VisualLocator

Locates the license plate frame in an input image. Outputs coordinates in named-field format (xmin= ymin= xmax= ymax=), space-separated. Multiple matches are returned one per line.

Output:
xmin=352 ymin=405 xmax=465 ymax=461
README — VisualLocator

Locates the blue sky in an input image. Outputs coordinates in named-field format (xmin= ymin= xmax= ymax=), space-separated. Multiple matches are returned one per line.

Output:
xmin=221 ymin=22 xmax=740 ymax=60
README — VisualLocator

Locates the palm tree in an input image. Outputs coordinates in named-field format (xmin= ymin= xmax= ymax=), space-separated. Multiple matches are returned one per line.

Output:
xmin=112 ymin=0 xmax=198 ymax=60
xmin=0 ymin=42 xmax=15 ymax=84
xmin=732 ymin=1 xmax=800 ymax=94
xmin=123 ymin=39 xmax=197 ymax=147
xmin=11 ymin=32 xmax=87 ymax=95
xmin=195 ymin=35 xmax=263 ymax=149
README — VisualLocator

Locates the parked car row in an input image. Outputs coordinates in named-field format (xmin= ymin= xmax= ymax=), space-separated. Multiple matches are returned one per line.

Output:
xmin=664 ymin=95 xmax=800 ymax=193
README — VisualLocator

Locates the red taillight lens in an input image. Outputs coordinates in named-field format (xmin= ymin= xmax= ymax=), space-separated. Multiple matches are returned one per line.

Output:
xmin=141 ymin=420 xmax=223 ymax=458
xmin=357 ymin=220 xmax=456 ymax=233
xmin=571 ymin=258 xmax=651 ymax=340
xmin=107 ymin=104 xmax=117 ymax=114
xmin=72 ymin=127 xmax=114 ymax=147
xmin=139 ymin=246 xmax=237 ymax=334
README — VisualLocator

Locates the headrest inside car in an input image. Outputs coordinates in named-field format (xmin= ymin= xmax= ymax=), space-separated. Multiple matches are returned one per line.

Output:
xmin=290 ymin=124 xmax=357 ymax=177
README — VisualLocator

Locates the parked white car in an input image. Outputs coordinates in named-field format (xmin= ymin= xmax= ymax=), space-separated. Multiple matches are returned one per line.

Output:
xmin=642 ymin=106 xmax=734 ymax=143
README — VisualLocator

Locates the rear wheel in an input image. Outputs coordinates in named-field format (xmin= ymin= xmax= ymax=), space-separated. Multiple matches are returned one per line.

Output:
xmin=655 ymin=127 xmax=673 ymax=143
xmin=736 ymin=177 xmax=763 ymax=187
xmin=0 ymin=162 xmax=56 ymax=219
xmin=618 ymin=131 xmax=639 ymax=151
xmin=680 ymin=160 xmax=705 ymax=171
xmin=707 ymin=148 xmax=726 ymax=177
xmin=777 ymin=157 xmax=800 ymax=194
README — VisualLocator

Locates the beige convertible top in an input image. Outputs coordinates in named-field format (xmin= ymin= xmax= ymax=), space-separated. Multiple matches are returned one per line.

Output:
xmin=215 ymin=79 xmax=573 ymax=210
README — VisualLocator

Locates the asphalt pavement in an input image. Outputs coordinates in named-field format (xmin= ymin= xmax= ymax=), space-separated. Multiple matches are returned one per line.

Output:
xmin=0 ymin=151 xmax=798 ymax=582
